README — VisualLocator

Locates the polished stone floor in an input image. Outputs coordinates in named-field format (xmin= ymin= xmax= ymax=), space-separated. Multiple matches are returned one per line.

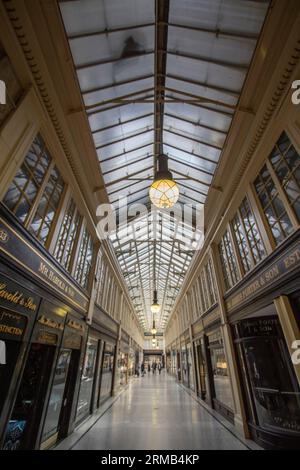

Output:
xmin=71 ymin=371 xmax=250 ymax=450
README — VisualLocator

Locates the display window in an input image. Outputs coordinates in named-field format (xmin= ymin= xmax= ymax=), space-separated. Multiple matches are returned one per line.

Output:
xmin=233 ymin=316 xmax=300 ymax=447
xmin=186 ymin=343 xmax=195 ymax=391
xmin=76 ymin=338 xmax=98 ymax=423
xmin=3 ymin=343 xmax=56 ymax=450
xmin=99 ymin=343 xmax=115 ymax=405
xmin=208 ymin=330 xmax=234 ymax=411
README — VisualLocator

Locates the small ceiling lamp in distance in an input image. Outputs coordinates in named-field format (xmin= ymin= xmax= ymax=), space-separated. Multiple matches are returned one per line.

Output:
xmin=151 ymin=318 xmax=157 ymax=335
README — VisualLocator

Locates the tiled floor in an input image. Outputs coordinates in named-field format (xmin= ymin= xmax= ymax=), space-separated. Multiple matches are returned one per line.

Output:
xmin=71 ymin=372 xmax=249 ymax=450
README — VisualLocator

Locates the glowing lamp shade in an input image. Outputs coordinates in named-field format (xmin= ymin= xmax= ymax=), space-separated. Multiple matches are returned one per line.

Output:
xmin=151 ymin=327 xmax=157 ymax=335
xmin=150 ymin=302 xmax=160 ymax=314
xmin=149 ymin=178 xmax=179 ymax=209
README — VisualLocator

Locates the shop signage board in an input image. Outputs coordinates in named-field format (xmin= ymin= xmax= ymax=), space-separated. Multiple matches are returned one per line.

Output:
xmin=226 ymin=241 xmax=300 ymax=312
xmin=0 ymin=217 xmax=88 ymax=314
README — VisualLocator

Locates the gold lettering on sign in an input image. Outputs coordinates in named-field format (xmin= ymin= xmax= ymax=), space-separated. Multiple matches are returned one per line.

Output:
xmin=67 ymin=319 xmax=84 ymax=332
xmin=0 ymin=324 xmax=23 ymax=335
xmin=38 ymin=262 xmax=75 ymax=299
xmin=0 ymin=230 xmax=9 ymax=243
xmin=0 ymin=283 xmax=37 ymax=312
xmin=283 ymin=248 xmax=300 ymax=269
xmin=38 ymin=315 xmax=64 ymax=331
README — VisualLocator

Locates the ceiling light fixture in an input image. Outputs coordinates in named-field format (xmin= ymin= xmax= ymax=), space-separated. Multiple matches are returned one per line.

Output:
xmin=151 ymin=318 xmax=157 ymax=335
xmin=150 ymin=289 xmax=160 ymax=314
xmin=149 ymin=154 xmax=179 ymax=209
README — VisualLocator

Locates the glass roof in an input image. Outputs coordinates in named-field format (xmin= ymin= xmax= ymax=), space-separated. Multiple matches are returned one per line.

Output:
xmin=59 ymin=0 xmax=270 ymax=332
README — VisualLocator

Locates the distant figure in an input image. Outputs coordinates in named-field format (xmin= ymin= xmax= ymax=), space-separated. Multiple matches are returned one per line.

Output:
xmin=158 ymin=362 xmax=162 ymax=375
xmin=148 ymin=363 xmax=151 ymax=374
xmin=152 ymin=362 xmax=156 ymax=374
xmin=141 ymin=363 xmax=145 ymax=377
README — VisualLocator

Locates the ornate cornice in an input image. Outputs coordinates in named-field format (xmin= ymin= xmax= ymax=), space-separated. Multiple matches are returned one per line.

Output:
xmin=3 ymin=0 xmax=86 ymax=206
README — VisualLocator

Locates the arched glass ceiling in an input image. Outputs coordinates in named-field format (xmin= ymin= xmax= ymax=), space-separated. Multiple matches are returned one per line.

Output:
xmin=60 ymin=0 xmax=270 ymax=332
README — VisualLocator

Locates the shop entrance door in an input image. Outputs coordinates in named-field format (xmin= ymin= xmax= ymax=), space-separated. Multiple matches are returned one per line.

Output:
xmin=234 ymin=316 xmax=300 ymax=449
xmin=41 ymin=348 xmax=80 ymax=448
xmin=196 ymin=344 xmax=207 ymax=400
xmin=3 ymin=343 xmax=55 ymax=450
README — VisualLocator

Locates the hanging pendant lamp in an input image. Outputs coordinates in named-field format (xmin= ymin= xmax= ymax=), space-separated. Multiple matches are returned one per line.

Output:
xmin=151 ymin=318 xmax=157 ymax=336
xmin=151 ymin=289 xmax=160 ymax=314
xmin=149 ymin=154 xmax=179 ymax=209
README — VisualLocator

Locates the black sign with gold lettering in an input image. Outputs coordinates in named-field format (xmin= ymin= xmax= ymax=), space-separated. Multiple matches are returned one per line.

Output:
xmin=0 ymin=274 xmax=40 ymax=316
xmin=233 ymin=316 xmax=281 ymax=340
xmin=0 ymin=308 xmax=27 ymax=341
xmin=226 ymin=240 xmax=300 ymax=312
xmin=0 ymin=216 xmax=88 ymax=313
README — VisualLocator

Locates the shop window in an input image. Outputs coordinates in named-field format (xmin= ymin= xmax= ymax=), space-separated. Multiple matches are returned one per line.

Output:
xmin=76 ymin=338 xmax=98 ymax=423
xmin=74 ymin=227 xmax=93 ymax=290
xmin=269 ymin=132 xmax=300 ymax=222
xmin=29 ymin=166 xmax=65 ymax=245
xmin=0 ymin=41 xmax=22 ymax=126
xmin=218 ymin=230 xmax=240 ymax=291
xmin=208 ymin=331 xmax=234 ymax=411
xmin=254 ymin=145 xmax=295 ymax=246
xmin=54 ymin=198 xmax=82 ymax=272
xmin=99 ymin=344 xmax=115 ymax=405
xmin=3 ymin=134 xmax=65 ymax=246
xmin=232 ymin=197 xmax=266 ymax=274
xmin=205 ymin=259 xmax=217 ymax=306
xmin=3 ymin=134 xmax=51 ymax=223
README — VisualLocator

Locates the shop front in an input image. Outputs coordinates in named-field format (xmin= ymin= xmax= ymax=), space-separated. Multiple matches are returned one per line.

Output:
xmin=186 ymin=341 xmax=195 ymax=391
xmin=99 ymin=342 xmax=115 ymax=404
xmin=0 ymin=206 xmax=89 ymax=450
xmin=193 ymin=336 xmax=211 ymax=403
xmin=116 ymin=331 xmax=130 ymax=390
xmin=90 ymin=304 xmax=118 ymax=407
xmin=0 ymin=274 xmax=40 ymax=449
xmin=226 ymin=229 xmax=300 ymax=449
xmin=207 ymin=328 xmax=235 ymax=422
xmin=233 ymin=314 xmax=300 ymax=449
xmin=40 ymin=315 xmax=87 ymax=449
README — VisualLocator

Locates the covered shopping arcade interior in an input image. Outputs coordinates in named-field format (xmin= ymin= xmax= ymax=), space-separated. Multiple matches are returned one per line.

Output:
xmin=0 ymin=0 xmax=300 ymax=451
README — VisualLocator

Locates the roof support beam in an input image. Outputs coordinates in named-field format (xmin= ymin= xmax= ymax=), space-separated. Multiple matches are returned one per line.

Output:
xmin=103 ymin=155 xmax=153 ymax=176
xmin=92 ymin=112 xmax=153 ymax=134
xmin=172 ymin=170 xmax=211 ymax=188
xmin=107 ymin=179 xmax=148 ymax=197
xmin=164 ymin=128 xmax=223 ymax=151
xmin=164 ymin=112 xmax=228 ymax=136
xmin=68 ymin=22 xmax=155 ymax=40
xmin=165 ymin=86 xmax=237 ymax=111
xmin=75 ymin=50 xmax=154 ymax=71
xmin=96 ymin=127 xmax=153 ymax=149
xmin=171 ymin=178 xmax=208 ymax=197
xmin=165 ymin=73 xmax=239 ymax=98
xmin=99 ymin=143 xmax=152 ymax=163
xmin=166 ymin=22 xmax=258 ymax=41
xmin=83 ymin=74 xmax=154 ymax=96
xmin=164 ymin=94 xmax=233 ymax=117
xmin=86 ymin=94 xmax=154 ymax=116
xmin=163 ymin=142 xmax=218 ymax=165
xmin=167 ymin=155 xmax=214 ymax=177
xmin=166 ymin=50 xmax=248 ymax=71
xmin=98 ymin=165 xmax=153 ymax=190
xmin=85 ymin=88 xmax=154 ymax=110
